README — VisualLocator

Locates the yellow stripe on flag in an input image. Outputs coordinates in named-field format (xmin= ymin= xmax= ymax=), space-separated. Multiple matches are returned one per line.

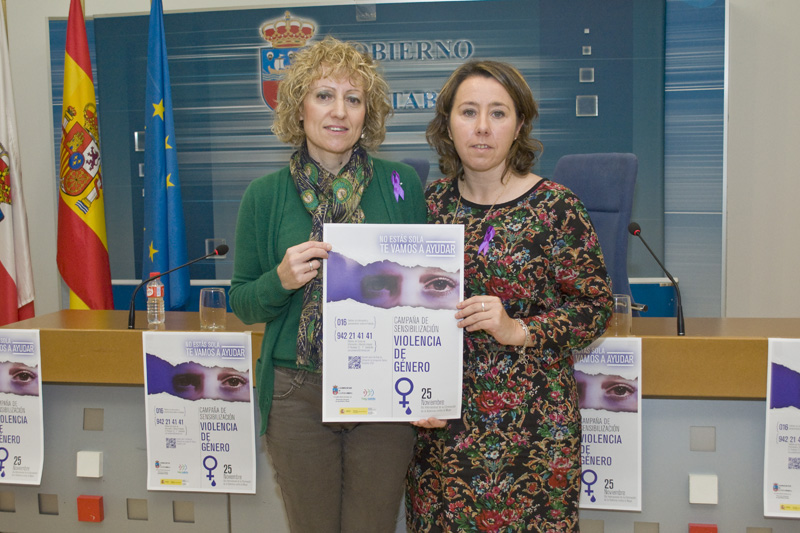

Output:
xmin=69 ymin=289 xmax=90 ymax=310
xmin=59 ymin=55 xmax=109 ymax=250
xmin=62 ymin=54 xmax=96 ymax=107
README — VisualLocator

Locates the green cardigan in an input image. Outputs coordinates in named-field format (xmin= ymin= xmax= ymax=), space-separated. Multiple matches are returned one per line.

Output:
xmin=229 ymin=157 xmax=427 ymax=434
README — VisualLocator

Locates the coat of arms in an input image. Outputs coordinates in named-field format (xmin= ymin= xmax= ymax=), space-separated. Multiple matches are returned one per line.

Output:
xmin=260 ymin=11 xmax=316 ymax=110
xmin=0 ymin=143 xmax=10 ymax=221
xmin=59 ymin=104 xmax=103 ymax=214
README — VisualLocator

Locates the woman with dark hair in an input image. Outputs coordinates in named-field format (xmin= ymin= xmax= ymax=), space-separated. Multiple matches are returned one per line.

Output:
xmin=406 ymin=60 xmax=612 ymax=532
xmin=230 ymin=36 xmax=425 ymax=532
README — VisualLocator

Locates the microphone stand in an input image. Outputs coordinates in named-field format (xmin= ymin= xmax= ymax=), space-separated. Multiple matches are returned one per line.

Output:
xmin=629 ymin=224 xmax=685 ymax=336
xmin=127 ymin=246 xmax=228 ymax=329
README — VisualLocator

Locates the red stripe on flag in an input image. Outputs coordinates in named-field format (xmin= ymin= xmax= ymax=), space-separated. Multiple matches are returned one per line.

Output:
xmin=0 ymin=261 xmax=21 ymax=326
xmin=17 ymin=300 xmax=35 ymax=321
xmin=56 ymin=196 xmax=114 ymax=310
xmin=65 ymin=0 xmax=93 ymax=81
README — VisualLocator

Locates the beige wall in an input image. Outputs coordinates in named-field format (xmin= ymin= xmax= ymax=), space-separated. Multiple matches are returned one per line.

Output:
xmin=726 ymin=0 xmax=800 ymax=317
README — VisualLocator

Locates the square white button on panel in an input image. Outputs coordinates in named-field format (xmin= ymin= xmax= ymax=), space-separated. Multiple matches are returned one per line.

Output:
xmin=576 ymin=95 xmax=599 ymax=117
xmin=579 ymin=68 xmax=595 ymax=83
xmin=77 ymin=451 xmax=104 ymax=478
xmin=689 ymin=473 xmax=718 ymax=504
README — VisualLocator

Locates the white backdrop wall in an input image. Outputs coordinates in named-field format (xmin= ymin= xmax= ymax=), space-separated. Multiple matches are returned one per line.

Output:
xmin=725 ymin=0 xmax=800 ymax=318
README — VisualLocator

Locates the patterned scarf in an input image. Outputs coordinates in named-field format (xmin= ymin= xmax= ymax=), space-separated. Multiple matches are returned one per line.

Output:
xmin=291 ymin=142 xmax=373 ymax=370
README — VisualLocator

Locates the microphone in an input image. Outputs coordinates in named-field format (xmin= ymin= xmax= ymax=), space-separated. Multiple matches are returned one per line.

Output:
xmin=127 ymin=244 xmax=229 ymax=329
xmin=628 ymin=222 xmax=685 ymax=336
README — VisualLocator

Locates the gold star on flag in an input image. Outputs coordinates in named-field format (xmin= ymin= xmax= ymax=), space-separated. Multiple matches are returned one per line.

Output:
xmin=165 ymin=135 xmax=172 ymax=149
xmin=149 ymin=241 xmax=158 ymax=261
xmin=166 ymin=173 xmax=174 ymax=187
xmin=152 ymin=99 xmax=165 ymax=120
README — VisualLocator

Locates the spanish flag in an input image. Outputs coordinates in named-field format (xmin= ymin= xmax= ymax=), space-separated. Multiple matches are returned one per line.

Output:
xmin=56 ymin=0 xmax=113 ymax=310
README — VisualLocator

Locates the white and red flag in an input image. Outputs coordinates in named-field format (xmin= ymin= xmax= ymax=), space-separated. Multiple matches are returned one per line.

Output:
xmin=0 ymin=5 xmax=35 ymax=326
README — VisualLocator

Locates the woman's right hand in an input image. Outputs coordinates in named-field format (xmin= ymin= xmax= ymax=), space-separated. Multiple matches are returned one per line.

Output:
xmin=276 ymin=241 xmax=332 ymax=290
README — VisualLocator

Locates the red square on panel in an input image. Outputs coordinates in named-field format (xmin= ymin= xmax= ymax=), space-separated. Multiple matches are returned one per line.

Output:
xmin=77 ymin=495 xmax=104 ymax=522
xmin=688 ymin=524 xmax=717 ymax=533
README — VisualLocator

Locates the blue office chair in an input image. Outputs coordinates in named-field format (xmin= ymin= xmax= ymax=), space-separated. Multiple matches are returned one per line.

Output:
xmin=401 ymin=158 xmax=430 ymax=188
xmin=552 ymin=153 xmax=638 ymax=302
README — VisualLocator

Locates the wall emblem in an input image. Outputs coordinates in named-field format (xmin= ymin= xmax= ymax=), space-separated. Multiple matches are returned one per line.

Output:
xmin=260 ymin=11 xmax=316 ymax=110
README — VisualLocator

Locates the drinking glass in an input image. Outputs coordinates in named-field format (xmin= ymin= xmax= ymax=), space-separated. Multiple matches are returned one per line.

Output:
xmin=606 ymin=294 xmax=632 ymax=337
xmin=199 ymin=287 xmax=227 ymax=331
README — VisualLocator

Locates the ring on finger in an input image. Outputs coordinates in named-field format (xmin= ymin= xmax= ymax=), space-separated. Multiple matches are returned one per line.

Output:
xmin=308 ymin=261 xmax=314 ymax=272
xmin=481 ymin=302 xmax=485 ymax=312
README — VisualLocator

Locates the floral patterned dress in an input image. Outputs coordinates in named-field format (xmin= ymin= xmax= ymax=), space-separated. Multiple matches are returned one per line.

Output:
xmin=406 ymin=177 xmax=612 ymax=533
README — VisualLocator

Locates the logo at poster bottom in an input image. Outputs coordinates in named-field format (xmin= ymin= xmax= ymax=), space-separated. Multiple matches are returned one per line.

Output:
xmin=0 ymin=447 xmax=8 ymax=477
xmin=581 ymin=469 xmax=598 ymax=502
xmin=395 ymin=377 xmax=414 ymax=415
xmin=203 ymin=455 xmax=218 ymax=487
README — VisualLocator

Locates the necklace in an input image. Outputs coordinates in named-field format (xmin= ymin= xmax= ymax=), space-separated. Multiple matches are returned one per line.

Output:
xmin=452 ymin=178 xmax=509 ymax=256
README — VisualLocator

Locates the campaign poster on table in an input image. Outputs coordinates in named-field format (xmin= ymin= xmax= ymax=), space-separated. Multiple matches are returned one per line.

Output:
xmin=142 ymin=331 xmax=255 ymax=493
xmin=0 ymin=329 xmax=43 ymax=485
xmin=575 ymin=336 xmax=642 ymax=511
xmin=764 ymin=338 xmax=800 ymax=517
xmin=322 ymin=223 xmax=464 ymax=422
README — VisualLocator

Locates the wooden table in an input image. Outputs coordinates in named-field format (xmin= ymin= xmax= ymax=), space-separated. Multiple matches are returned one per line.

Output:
xmin=2 ymin=310 xmax=264 ymax=385
xmin=5 ymin=311 xmax=799 ymax=399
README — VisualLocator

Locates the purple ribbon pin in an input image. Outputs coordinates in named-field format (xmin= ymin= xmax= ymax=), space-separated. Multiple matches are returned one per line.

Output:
xmin=391 ymin=171 xmax=404 ymax=202
xmin=478 ymin=226 xmax=496 ymax=256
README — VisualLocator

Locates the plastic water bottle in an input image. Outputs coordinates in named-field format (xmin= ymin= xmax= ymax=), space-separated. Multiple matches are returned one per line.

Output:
xmin=146 ymin=273 xmax=166 ymax=330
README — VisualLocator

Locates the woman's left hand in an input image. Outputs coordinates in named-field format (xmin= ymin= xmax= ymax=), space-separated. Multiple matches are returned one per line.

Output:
xmin=411 ymin=417 xmax=448 ymax=429
xmin=456 ymin=296 xmax=525 ymax=346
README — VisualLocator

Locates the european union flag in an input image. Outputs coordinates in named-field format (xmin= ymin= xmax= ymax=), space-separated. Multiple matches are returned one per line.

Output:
xmin=142 ymin=0 xmax=189 ymax=310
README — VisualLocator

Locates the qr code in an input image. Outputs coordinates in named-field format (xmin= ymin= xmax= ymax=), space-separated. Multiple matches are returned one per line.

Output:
xmin=166 ymin=438 xmax=176 ymax=449
xmin=789 ymin=457 xmax=800 ymax=470
xmin=348 ymin=356 xmax=361 ymax=369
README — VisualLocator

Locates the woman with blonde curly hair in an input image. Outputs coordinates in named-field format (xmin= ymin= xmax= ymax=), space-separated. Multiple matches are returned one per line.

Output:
xmin=230 ymin=36 xmax=425 ymax=532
